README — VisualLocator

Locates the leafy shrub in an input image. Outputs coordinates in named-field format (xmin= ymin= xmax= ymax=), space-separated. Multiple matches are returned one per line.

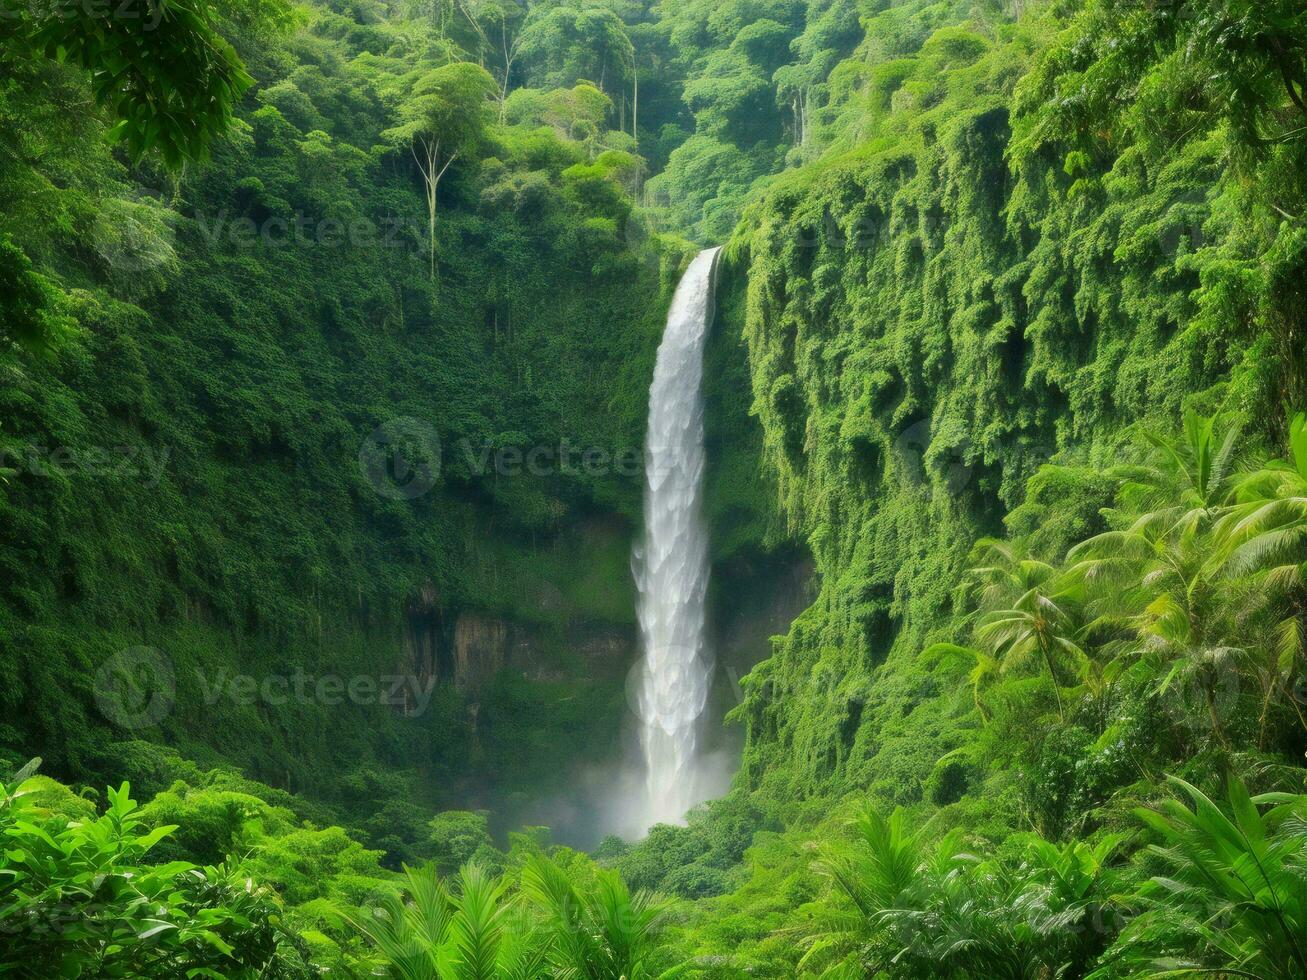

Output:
xmin=351 ymin=855 xmax=685 ymax=979
xmin=1095 ymin=777 xmax=1307 ymax=980
xmin=0 ymin=763 xmax=312 ymax=977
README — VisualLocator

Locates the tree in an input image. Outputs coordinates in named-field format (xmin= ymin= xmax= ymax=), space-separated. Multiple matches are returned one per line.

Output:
xmin=1064 ymin=413 xmax=1262 ymax=750
xmin=517 ymin=5 xmax=633 ymax=100
xmin=0 ymin=768 xmax=312 ymax=976
xmin=802 ymin=805 xmax=1124 ymax=978
xmin=1098 ymin=776 xmax=1307 ymax=980
xmin=384 ymin=62 xmax=496 ymax=278
xmin=975 ymin=586 xmax=1086 ymax=724
xmin=965 ymin=539 xmax=1087 ymax=723
xmin=520 ymin=854 xmax=683 ymax=979
xmin=453 ymin=0 xmax=531 ymax=121
xmin=1014 ymin=0 xmax=1307 ymax=169
xmin=801 ymin=806 xmax=934 ymax=975
xmin=1122 ymin=411 xmax=1245 ymax=538
xmin=1070 ymin=516 xmax=1251 ymax=750
xmin=427 ymin=810 xmax=496 ymax=875
xmin=352 ymin=857 xmax=684 ymax=979
xmin=920 ymin=642 xmax=999 ymax=722
xmin=0 ymin=0 xmax=291 ymax=167
xmin=0 ymin=235 xmax=74 ymax=355
xmin=1223 ymin=411 xmax=1307 ymax=568
xmin=1219 ymin=411 xmax=1307 ymax=740
xmin=506 ymin=82 xmax=612 ymax=148
xmin=351 ymin=863 xmax=548 ymax=979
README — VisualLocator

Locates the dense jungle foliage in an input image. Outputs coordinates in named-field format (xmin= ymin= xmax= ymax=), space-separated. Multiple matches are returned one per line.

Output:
xmin=3 ymin=0 xmax=1307 ymax=975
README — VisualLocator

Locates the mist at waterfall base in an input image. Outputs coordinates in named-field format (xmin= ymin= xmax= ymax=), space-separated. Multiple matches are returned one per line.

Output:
xmin=499 ymin=726 xmax=738 ymax=847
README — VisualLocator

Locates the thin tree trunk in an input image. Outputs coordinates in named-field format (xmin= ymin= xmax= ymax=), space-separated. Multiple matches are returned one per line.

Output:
xmin=426 ymin=143 xmax=437 ymax=279
xmin=412 ymin=137 xmax=457 ymax=281
xmin=499 ymin=19 xmax=519 ymax=124
xmin=1205 ymin=683 xmax=1232 ymax=751
xmin=1041 ymin=639 xmax=1065 ymax=722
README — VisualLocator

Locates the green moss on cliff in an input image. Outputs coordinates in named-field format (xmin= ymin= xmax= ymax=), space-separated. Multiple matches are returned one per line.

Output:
xmin=721 ymin=1 xmax=1304 ymax=810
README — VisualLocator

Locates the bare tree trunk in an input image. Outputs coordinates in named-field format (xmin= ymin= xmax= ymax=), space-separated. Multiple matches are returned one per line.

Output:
xmin=1040 ymin=639 xmax=1065 ymax=723
xmin=419 ymin=138 xmax=437 ymax=280
xmin=633 ymin=68 xmax=638 ymax=143
xmin=499 ymin=18 xmax=521 ymax=124
xmin=412 ymin=137 xmax=457 ymax=281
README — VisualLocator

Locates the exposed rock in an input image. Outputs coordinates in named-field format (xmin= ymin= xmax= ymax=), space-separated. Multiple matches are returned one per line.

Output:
xmin=401 ymin=582 xmax=444 ymax=711
xmin=453 ymin=612 xmax=509 ymax=690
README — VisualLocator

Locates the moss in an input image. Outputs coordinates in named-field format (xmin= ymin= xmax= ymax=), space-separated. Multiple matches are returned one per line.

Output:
xmin=721 ymin=5 xmax=1290 ymax=812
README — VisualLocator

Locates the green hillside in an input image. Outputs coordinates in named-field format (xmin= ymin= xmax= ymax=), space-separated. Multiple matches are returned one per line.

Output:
xmin=3 ymin=0 xmax=1307 ymax=976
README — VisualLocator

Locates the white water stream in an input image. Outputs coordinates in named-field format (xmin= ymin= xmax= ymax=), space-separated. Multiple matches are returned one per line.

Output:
xmin=633 ymin=246 xmax=721 ymax=830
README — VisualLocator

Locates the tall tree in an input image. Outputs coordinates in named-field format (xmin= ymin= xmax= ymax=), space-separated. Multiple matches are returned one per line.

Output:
xmin=384 ymin=62 xmax=496 ymax=279
xmin=517 ymin=5 xmax=633 ymax=99
xmin=453 ymin=0 xmax=530 ymax=122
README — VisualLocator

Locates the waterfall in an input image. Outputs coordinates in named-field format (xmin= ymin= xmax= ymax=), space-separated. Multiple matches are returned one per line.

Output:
xmin=633 ymin=246 xmax=720 ymax=830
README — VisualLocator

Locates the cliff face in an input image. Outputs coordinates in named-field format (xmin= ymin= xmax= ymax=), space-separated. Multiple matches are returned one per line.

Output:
xmin=0 ymin=152 xmax=684 ymax=817
xmin=716 ymin=16 xmax=1300 ymax=810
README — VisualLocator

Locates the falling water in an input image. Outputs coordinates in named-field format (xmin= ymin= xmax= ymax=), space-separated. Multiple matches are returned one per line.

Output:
xmin=633 ymin=246 xmax=721 ymax=830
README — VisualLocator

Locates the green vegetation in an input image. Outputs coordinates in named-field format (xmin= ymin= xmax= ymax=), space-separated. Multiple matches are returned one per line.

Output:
xmin=0 ymin=763 xmax=315 ymax=976
xmin=0 ymin=760 xmax=689 ymax=975
xmin=0 ymin=0 xmax=695 ymax=833
xmin=721 ymin=0 xmax=1307 ymax=811
xmin=4 ymin=0 xmax=1307 ymax=976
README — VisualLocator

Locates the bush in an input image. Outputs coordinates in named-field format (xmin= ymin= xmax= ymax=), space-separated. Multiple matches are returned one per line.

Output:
xmin=0 ymin=763 xmax=313 ymax=978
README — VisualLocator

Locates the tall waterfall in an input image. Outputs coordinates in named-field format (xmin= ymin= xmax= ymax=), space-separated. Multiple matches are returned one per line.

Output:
xmin=633 ymin=246 xmax=720 ymax=829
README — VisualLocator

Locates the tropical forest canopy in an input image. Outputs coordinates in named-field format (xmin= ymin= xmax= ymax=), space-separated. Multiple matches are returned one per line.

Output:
xmin=3 ymin=0 xmax=1307 ymax=976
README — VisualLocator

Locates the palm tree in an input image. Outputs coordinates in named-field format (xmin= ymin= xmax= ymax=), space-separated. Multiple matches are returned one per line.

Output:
xmin=920 ymin=642 xmax=1000 ymax=722
xmin=1068 ymin=515 xmax=1256 ymax=750
xmin=963 ymin=538 xmax=1088 ymax=723
xmin=351 ymin=863 xmax=549 ymax=979
xmin=975 ymin=588 xmax=1087 ymax=724
xmin=520 ymin=854 xmax=686 ymax=979
xmin=1114 ymin=409 xmax=1244 ymax=539
xmin=1060 ymin=412 xmax=1269 ymax=750
xmin=961 ymin=537 xmax=1061 ymax=615
xmin=1217 ymin=411 xmax=1307 ymax=741
xmin=1094 ymin=776 xmax=1307 ymax=980
xmin=798 ymin=807 xmax=950 ymax=976
xmin=886 ymin=835 xmax=1126 ymax=979
xmin=802 ymin=806 xmax=1125 ymax=978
